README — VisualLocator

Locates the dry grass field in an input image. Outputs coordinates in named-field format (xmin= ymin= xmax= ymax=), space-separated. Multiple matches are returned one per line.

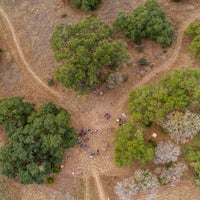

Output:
xmin=0 ymin=0 xmax=200 ymax=199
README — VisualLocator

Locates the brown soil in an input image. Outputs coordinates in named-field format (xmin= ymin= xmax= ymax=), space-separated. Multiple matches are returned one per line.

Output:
xmin=0 ymin=0 xmax=200 ymax=199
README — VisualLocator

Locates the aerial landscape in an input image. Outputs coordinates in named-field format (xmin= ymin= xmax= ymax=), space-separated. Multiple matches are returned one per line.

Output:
xmin=0 ymin=0 xmax=200 ymax=199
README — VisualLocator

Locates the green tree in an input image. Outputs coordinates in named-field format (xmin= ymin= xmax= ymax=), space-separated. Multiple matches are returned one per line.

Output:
xmin=50 ymin=16 xmax=130 ymax=92
xmin=128 ymin=69 xmax=200 ymax=125
xmin=184 ymin=22 xmax=200 ymax=58
xmin=128 ymin=84 xmax=157 ymax=126
xmin=0 ymin=98 xmax=77 ymax=184
xmin=114 ymin=123 xmax=154 ymax=167
xmin=114 ymin=0 xmax=174 ymax=47
xmin=68 ymin=0 xmax=101 ymax=11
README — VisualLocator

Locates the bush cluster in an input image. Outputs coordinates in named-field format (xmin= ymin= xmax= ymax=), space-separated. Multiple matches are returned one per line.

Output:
xmin=128 ymin=69 xmax=200 ymax=125
xmin=162 ymin=110 xmax=200 ymax=143
xmin=115 ymin=163 xmax=187 ymax=199
xmin=154 ymin=142 xmax=181 ymax=164
xmin=114 ymin=169 xmax=159 ymax=200
xmin=0 ymin=97 xmax=77 ymax=184
xmin=158 ymin=163 xmax=188 ymax=186
xmin=114 ymin=0 xmax=174 ymax=47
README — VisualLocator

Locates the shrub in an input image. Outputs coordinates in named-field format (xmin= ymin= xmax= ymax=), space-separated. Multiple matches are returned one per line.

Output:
xmin=158 ymin=163 xmax=188 ymax=186
xmin=0 ymin=48 xmax=2 ymax=58
xmin=53 ymin=165 xmax=61 ymax=174
xmin=183 ymin=137 xmax=200 ymax=184
xmin=68 ymin=0 xmax=101 ymax=11
xmin=114 ymin=123 xmax=155 ymax=167
xmin=162 ymin=110 xmax=200 ymax=143
xmin=107 ymin=74 xmax=128 ymax=89
xmin=114 ymin=0 xmax=174 ymax=47
xmin=0 ymin=97 xmax=77 ymax=184
xmin=154 ymin=142 xmax=181 ymax=165
xmin=114 ymin=169 xmax=159 ymax=200
xmin=50 ymin=16 xmax=130 ymax=93
xmin=138 ymin=57 xmax=148 ymax=66
xmin=46 ymin=176 xmax=54 ymax=184
xmin=184 ymin=22 xmax=200 ymax=58
xmin=47 ymin=78 xmax=54 ymax=86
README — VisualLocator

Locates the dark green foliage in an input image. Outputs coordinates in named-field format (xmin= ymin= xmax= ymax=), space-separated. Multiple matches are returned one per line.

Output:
xmin=0 ymin=48 xmax=2 ymax=58
xmin=114 ymin=123 xmax=154 ymax=167
xmin=47 ymin=78 xmax=54 ymax=86
xmin=171 ymin=0 xmax=181 ymax=2
xmin=0 ymin=97 xmax=77 ymax=184
xmin=184 ymin=22 xmax=200 ymax=58
xmin=53 ymin=165 xmax=61 ymax=173
xmin=46 ymin=176 xmax=54 ymax=184
xmin=114 ymin=0 xmax=174 ymax=47
xmin=128 ymin=69 xmax=200 ymax=125
xmin=68 ymin=0 xmax=101 ymax=11
xmin=0 ymin=97 xmax=34 ymax=135
xmin=183 ymin=137 xmax=200 ymax=183
xmin=138 ymin=57 xmax=148 ymax=66
xmin=148 ymin=139 xmax=157 ymax=148
xmin=166 ymin=161 xmax=173 ymax=169
xmin=50 ymin=16 xmax=130 ymax=92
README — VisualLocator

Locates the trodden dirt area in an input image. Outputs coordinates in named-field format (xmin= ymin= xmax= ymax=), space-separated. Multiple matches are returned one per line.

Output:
xmin=0 ymin=0 xmax=200 ymax=199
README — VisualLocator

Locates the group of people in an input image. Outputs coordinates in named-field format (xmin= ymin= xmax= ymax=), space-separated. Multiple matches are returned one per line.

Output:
xmin=77 ymin=129 xmax=100 ymax=159
xmin=105 ymin=112 xmax=127 ymax=129
xmin=77 ymin=112 xmax=127 ymax=159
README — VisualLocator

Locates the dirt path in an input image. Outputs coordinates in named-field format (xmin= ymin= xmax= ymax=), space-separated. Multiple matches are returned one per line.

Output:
xmin=1 ymin=3 xmax=200 ymax=200
xmin=85 ymin=177 xmax=89 ymax=200
xmin=0 ymin=7 xmax=61 ymax=98
xmin=93 ymin=174 xmax=108 ymax=200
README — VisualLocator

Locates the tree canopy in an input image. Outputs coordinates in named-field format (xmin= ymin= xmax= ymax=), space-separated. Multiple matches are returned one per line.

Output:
xmin=0 ymin=97 xmax=77 ymax=184
xmin=50 ymin=16 xmax=130 ymax=92
xmin=128 ymin=69 xmax=200 ymax=125
xmin=114 ymin=0 xmax=174 ymax=47
xmin=68 ymin=0 xmax=101 ymax=11
xmin=184 ymin=22 xmax=200 ymax=58
xmin=114 ymin=123 xmax=154 ymax=167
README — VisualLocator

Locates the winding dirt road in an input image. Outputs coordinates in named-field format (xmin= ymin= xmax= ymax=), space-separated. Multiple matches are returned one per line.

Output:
xmin=1 ymin=3 xmax=200 ymax=200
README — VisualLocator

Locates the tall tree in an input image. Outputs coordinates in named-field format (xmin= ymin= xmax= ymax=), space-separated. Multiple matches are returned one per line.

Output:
xmin=128 ymin=69 xmax=200 ymax=125
xmin=114 ymin=0 xmax=174 ymax=47
xmin=50 ymin=16 xmax=130 ymax=92
xmin=114 ymin=123 xmax=154 ymax=167
xmin=0 ymin=98 xmax=77 ymax=184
